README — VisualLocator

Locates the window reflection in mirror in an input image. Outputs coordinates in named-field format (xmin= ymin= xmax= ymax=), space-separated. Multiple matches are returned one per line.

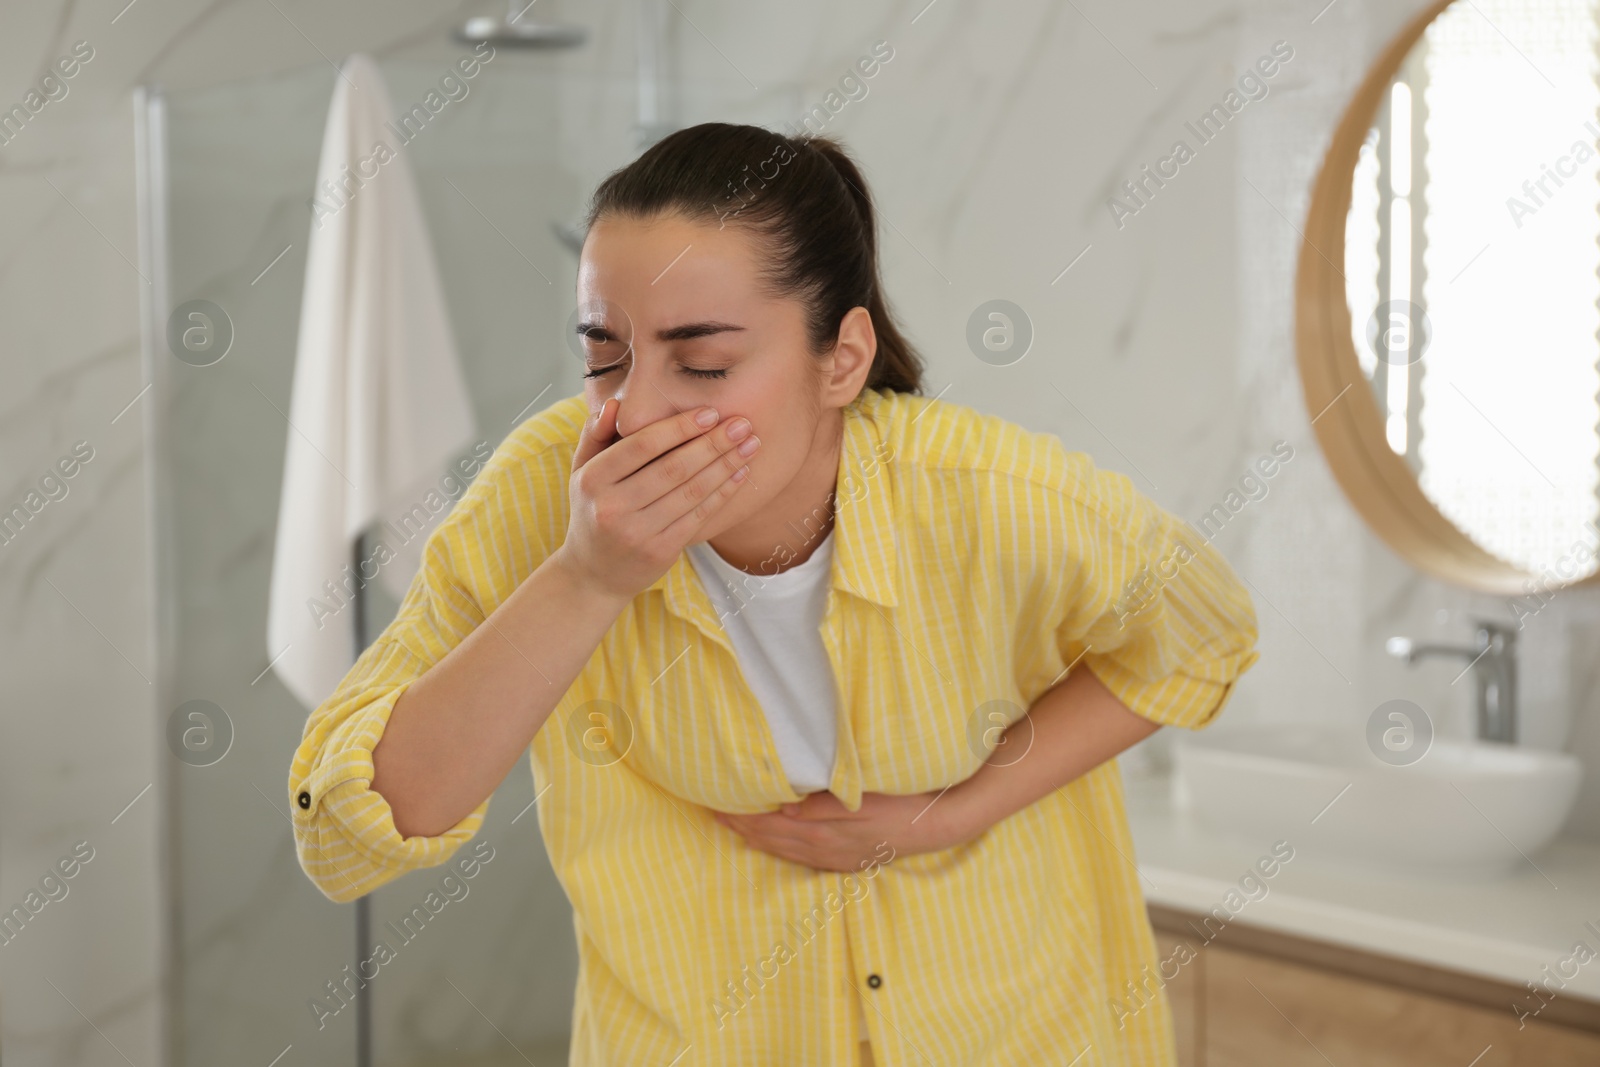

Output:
xmin=1344 ymin=0 xmax=1600 ymax=580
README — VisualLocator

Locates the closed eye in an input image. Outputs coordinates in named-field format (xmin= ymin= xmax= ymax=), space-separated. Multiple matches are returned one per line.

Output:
xmin=581 ymin=363 xmax=729 ymax=380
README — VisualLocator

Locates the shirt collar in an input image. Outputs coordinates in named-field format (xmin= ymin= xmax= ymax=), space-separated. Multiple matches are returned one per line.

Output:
xmin=647 ymin=387 xmax=900 ymax=638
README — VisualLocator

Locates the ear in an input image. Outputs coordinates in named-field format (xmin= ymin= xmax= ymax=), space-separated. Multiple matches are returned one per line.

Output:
xmin=819 ymin=305 xmax=877 ymax=408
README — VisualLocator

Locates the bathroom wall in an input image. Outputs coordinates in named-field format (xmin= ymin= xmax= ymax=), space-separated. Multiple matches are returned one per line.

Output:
xmin=3 ymin=1 xmax=1595 ymax=1065
xmin=155 ymin=55 xmax=597 ymax=1065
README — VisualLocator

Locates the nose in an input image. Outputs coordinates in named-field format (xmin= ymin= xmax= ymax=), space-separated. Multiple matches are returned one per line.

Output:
xmin=609 ymin=364 xmax=684 ymax=440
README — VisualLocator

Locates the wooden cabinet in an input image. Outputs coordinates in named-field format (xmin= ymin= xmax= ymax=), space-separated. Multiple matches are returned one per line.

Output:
xmin=1204 ymin=944 xmax=1600 ymax=1066
xmin=1153 ymin=930 xmax=1203 ymax=1067
xmin=1149 ymin=907 xmax=1600 ymax=1067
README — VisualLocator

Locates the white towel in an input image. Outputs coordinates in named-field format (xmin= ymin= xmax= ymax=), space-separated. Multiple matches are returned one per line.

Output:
xmin=267 ymin=53 xmax=476 ymax=712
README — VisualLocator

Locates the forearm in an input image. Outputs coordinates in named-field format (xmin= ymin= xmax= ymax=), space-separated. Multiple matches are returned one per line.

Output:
xmin=944 ymin=665 xmax=1162 ymax=839
xmin=371 ymin=547 xmax=630 ymax=839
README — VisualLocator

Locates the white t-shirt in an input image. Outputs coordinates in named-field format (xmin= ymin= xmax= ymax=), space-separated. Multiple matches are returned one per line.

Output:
xmin=686 ymin=527 xmax=841 ymax=793
xmin=686 ymin=526 xmax=871 ymax=1040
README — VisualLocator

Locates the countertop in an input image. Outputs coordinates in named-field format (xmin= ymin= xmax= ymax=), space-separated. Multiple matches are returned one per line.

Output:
xmin=1122 ymin=763 xmax=1600 ymax=1003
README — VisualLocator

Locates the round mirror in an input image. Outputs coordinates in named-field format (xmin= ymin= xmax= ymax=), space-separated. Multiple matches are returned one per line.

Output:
xmin=1298 ymin=0 xmax=1600 ymax=595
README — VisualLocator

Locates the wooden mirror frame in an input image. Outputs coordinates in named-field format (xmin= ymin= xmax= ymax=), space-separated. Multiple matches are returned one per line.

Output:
xmin=1296 ymin=0 xmax=1600 ymax=596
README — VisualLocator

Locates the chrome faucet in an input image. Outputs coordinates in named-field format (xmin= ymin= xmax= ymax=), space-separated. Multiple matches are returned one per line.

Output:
xmin=1385 ymin=619 xmax=1518 ymax=744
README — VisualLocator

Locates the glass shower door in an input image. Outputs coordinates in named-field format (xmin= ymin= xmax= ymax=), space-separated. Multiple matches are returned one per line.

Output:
xmin=145 ymin=53 xmax=590 ymax=1066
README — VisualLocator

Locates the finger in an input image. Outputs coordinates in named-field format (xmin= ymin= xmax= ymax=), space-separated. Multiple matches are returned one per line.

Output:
xmin=571 ymin=396 xmax=619 ymax=473
xmin=631 ymin=414 xmax=754 ymax=516
xmin=740 ymin=834 xmax=818 ymax=864
xmin=713 ymin=812 xmax=771 ymax=835
xmin=722 ymin=811 xmax=787 ymax=833
xmin=655 ymin=444 xmax=751 ymax=546
xmin=751 ymin=822 xmax=829 ymax=852
xmin=769 ymin=794 xmax=849 ymax=822
xmin=792 ymin=792 xmax=852 ymax=820
xmin=719 ymin=813 xmax=817 ymax=848
xmin=586 ymin=404 xmax=720 ymax=487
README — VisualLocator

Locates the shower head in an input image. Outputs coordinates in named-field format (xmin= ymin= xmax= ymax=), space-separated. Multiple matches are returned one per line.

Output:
xmin=454 ymin=3 xmax=588 ymax=49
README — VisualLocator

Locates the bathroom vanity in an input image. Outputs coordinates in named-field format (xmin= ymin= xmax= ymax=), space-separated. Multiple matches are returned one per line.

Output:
xmin=1127 ymin=766 xmax=1600 ymax=1065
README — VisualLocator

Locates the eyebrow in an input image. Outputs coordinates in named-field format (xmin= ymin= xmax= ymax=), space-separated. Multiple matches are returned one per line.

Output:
xmin=656 ymin=320 xmax=746 ymax=342
xmin=575 ymin=319 xmax=747 ymax=343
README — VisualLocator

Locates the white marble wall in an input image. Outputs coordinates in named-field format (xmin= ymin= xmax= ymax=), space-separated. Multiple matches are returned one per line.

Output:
xmin=154 ymin=54 xmax=592 ymax=1067
xmin=4 ymin=1 xmax=1597 ymax=1065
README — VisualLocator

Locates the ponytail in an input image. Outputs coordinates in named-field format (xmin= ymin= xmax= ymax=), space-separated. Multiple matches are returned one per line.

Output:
xmin=801 ymin=137 xmax=925 ymax=395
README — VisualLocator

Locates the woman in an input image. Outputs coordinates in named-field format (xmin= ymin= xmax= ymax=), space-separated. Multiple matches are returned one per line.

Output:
xmin=289 ymin=122 xmax=1260 ymax=1066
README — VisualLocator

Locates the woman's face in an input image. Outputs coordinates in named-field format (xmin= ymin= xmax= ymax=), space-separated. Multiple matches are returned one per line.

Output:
xmin=575 ymin=210 xmax=870 ymax=540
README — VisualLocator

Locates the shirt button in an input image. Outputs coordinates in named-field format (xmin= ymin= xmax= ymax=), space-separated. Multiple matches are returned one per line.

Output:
xmin=297 ymin=791 xmax=311 ymax=810
xmin=866 ymin=973 xmax=882 ymax=989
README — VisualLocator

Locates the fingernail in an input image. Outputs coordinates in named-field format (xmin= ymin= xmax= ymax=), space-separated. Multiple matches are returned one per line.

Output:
xmin=695 ymin=407 xmax=719 ymax=427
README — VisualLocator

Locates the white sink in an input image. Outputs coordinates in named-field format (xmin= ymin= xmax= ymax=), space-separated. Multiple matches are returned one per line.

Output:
xmin=1172 ymin=726 xmax=1584 ymax=880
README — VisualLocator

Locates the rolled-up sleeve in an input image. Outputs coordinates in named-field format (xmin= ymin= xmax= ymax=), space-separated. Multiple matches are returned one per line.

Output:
xmin=288 ymin=638 xmax=490 ymax=903
xmin=287 ymin=433 xmax=563 ymax=903
xmin=1050 ymin=458 xmax=1261 ymax=732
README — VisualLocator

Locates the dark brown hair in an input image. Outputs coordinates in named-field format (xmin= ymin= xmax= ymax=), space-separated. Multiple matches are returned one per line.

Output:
xmin=583 ymin=122 xmax=924 ymax=395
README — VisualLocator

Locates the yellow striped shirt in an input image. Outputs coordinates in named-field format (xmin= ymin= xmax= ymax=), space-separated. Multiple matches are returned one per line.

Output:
xmin=288 ymin=385 xmax=1260 ymax=1066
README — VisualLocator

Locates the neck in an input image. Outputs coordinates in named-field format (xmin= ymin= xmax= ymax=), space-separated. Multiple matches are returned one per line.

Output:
xmin=707 ymin=410 xmax=843 ymax=574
